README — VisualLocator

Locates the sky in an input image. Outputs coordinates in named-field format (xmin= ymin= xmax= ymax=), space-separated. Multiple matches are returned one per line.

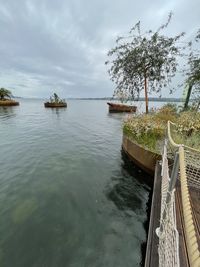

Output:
xmin=0 ymin=0 xmax=199 ymax=98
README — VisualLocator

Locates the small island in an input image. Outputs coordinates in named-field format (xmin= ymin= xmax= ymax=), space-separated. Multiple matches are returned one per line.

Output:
xmin=44 ymin=93 xmax=67 ymax=108
xmin=0 ymin=88 xmax=19 ymax=106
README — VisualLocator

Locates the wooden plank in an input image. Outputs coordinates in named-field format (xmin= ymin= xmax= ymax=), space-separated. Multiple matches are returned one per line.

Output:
xmin=145 ymin=161 xmax=161 ymax=267
xmin=189 ymin=188 xmax=200 ymax=249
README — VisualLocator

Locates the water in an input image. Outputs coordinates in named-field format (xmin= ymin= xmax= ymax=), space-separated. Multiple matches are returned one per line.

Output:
xmin=0 ymin=99 xmax=151 ymax=267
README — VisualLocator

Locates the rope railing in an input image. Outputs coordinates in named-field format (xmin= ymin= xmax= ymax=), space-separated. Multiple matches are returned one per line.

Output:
xmin=157 ymin=140 xmax=180 ymax=267
xmin=167 ymin=121 xmax=200 ymax=267
xmin=184 ymin=148 xmax=200 ymax=190
xmin=167 ymin=121 xmax=180 ymax=149
xmin=179 ymin=146 xmax=200 ymax=267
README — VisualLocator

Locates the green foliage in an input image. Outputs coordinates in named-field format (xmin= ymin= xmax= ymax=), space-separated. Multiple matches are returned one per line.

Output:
xmin=159 ymin=103 xmax=178 ymax=114
xmin=176 ymin=111 xmax=200 ymax=136
xmin=113 ymin=90 xmax=128 ymax=103
xmin=184 ymin=29 xmax=200 ymax=109
xmin=155 ymin=103 xmax=178 ymax=122
xmin=106 ymin=13 xmax=185 ymax=112
xmin=124 ymin=114 xmax=166 ymax=152
xmin=123 ymin=104 xmax=200 ymax=152
xmin=0 ymin=88 xmax=12 ymax=100
xmin=187 ymin=29 xmax=200 ymax=86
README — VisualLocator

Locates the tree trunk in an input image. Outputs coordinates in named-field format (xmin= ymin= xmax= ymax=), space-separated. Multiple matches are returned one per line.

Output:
xmin=184 ymin=82 xmax=193 ymax=110
xmin=196 ymin=98 xmax=200 ymax=111
xmin=144 ymin=75 xmax=148 ymax=114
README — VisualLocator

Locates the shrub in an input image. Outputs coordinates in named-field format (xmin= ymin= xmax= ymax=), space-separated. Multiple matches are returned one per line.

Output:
xmin=123 ymin=104 xmax=200 ymax=152
xmin=155 ymin=103 xmax=178 ymax=122
xmin=176 ymin=111 xmax=200 ymax=136
xmin=124 ymin=114 xmax=165 ymax=152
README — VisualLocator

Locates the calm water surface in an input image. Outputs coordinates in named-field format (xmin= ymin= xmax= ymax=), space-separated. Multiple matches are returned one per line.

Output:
xmin=0 ymin=99 xmax=151 ymax=267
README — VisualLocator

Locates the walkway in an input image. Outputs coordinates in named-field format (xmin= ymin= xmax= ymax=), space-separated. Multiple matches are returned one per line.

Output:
xmin=145 ymin=121 xmax=200 ymax=267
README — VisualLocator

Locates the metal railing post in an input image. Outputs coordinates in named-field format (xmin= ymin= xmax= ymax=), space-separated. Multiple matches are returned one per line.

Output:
xmin=169 ymin=152 xmax=179 ymax=192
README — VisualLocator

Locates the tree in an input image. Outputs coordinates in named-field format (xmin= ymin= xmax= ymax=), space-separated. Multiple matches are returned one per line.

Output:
xmin=184 ymin=30 xmax=200 ymax=110
xmin=53 ymin=93 xmax=59 ymax=103
xmin=105 ymin=13 xmax=184 ymax=113
xmin=0 ymin=88 xmax=12 ymax=100
xmin=49 ymin=93 xmax=66 ymax=104
xmin=113 ymin=90 xmax=128 ymax=103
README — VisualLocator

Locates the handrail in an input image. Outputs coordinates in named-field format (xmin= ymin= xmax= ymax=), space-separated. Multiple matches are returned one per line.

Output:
xmin=179 ymin=146 xmax=200 ymax=267
xmin=167 ymin=121 xmax=180 ymax=148
xmin=167 ymin=120 xmax=200 ymax=267
xmin=157 ymin=140 xmax=180 ymax=267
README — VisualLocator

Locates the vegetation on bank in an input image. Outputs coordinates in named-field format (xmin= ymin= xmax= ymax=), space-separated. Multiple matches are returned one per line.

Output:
xmin=47 ymin=93 xmax=66 ymax=104
xmin=0 ymin=88 xmax=19 ymax=106
xmin=123 ymin=104 xmax=200 ymax=153
xmin=0 ymin=88 xmax=12 ymax=100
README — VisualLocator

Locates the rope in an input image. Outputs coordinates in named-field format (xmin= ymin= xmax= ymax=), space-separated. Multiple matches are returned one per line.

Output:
xmin=167 ymin=121 xmax=180 ymax=149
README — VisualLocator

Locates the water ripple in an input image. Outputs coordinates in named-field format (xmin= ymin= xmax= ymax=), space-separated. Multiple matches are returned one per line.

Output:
xmin=0 ymin=99 xmax=150 ymax=267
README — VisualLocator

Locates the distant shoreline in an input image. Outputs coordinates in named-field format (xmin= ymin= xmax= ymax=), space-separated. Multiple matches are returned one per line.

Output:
xmin=67 ymin=97 xmax=185 ymax=102
xmin=14 ymin=96 xmax=186 ymax=102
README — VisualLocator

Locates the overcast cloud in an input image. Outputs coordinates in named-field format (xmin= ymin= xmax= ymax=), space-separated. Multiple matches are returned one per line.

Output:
xmin=0 ymin=0 xmax=199 ymax=98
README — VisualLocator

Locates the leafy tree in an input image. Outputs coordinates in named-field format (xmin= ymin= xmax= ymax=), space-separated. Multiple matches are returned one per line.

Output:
xmin=113 ymin=90 xmax=128 ymax=103
xmin=184 ymin=30 xmax=200 ymax=110
xmin=106 ymin=13 xmax=185 ymax=113
xmin=0 ymin=88 xmax=12 ymax=100
xmin=53 ymin=93 xmax=59 ymax=103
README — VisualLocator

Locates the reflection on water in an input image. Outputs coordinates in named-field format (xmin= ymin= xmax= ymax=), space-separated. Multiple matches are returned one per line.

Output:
xmin=0 ymin=106 xmax=17 ymax=120
xmin=106 ymin=150 xmax=152 ymax=267
xmin=48 ymin=107 xmax=67 ymax=117
xmin=106 ymin=150 xmax=151 ymax=216
xmin=107 ymin=112 xmax=129 ymax=121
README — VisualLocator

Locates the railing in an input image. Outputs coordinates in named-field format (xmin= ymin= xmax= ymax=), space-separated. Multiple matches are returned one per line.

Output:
xmin=168 ymin=121 xmax=200 ymax=267
xmin=157 ymin=121 xmax=200 ymax=267
xmin=157 ymin=140 xmax=180 ymax=267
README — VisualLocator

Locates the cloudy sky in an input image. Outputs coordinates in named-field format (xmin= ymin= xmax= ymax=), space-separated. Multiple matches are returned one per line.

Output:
xmin=0 ymin=0 xmax=199 ymax=98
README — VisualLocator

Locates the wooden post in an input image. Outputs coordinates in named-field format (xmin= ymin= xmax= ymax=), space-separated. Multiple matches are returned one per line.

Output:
xmin=144 ymin=74 xmax=148 ymax=114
